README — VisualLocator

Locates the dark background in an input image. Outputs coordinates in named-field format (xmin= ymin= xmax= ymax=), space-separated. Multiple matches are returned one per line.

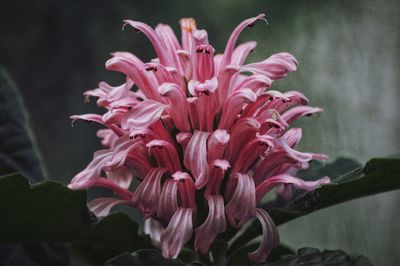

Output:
xmin=0 ymin=0 xmax=399 ymax=265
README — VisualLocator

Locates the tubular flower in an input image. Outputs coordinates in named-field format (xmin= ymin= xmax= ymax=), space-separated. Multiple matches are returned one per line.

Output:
xmin=69 ymin=14 xmax=330 ymax=262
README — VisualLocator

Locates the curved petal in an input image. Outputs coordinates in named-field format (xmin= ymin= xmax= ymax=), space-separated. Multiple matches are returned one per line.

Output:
xmin=248 ymin=208 xmax=279 ymax=262
xmin=281 ymin=106 xmax=323 ymax=124
xmin=157 ymin=179 xmax=178 ymax=222
xmin=225 ymin=173 xmax=256 ymax=227
xmin=255 ymin=174 xmax=330 ymax=203
xmin=158 ymin=83 xmax=191 ymax=132
xmin=87 ymin=197 xmax=127 ymax=217
xmin=183 ymin=131 xmax=210 ymax=189
xmin=194 ymin=195 xmax=226 ymax=254
xmin=221 ymin=14 xmax=266 ymax=68
xmin=231 ymin=41 xmax=257 ymax=66
xmin=160 ymin=208 xmax=193 ymax=259
xmin=121 ymin=99 xmax=166 ymax=130
xmin=131 ymin=168 xmax=167 ymax=218
xmin=144 ymin=218 xmax=165 ymax=248
xmin=123 ymin=20 xmax=171 ymax=66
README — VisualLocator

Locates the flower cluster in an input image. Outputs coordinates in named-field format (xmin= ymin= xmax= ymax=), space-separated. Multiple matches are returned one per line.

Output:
xmin=69 ymin=14 xmax=329 ymax=262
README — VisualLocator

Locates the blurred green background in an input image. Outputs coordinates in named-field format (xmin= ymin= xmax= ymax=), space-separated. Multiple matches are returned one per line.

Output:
xmin=0 ymin=0 xmax=399 ymax=265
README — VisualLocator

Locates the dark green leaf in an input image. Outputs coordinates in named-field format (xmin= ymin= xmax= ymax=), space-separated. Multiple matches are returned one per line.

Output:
xmin=228 ymin=156 xmax=400 ymax=255
xmin=0 ymin=173 xmax=150 ymax=252
xmin=210 ymin=239 xmax=227 ymax=266
xmin=262 ymin=248 xmax=372 ymax=266
xmin=228 ymin=243 xmax=294 ymax=266
xmin=0 ymin=65 xmax=45 ymax=182
xmin=104 ymin=249 xmax=185 ymax=266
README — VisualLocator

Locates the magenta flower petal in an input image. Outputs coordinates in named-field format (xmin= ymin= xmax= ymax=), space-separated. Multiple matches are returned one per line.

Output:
xmin=194 ymin=195 xmax=226 ymax=254
xmin=160 ymin=208 xmax=193 ymax=259
xmin=248 ymin=208 xmax=279 ymax=262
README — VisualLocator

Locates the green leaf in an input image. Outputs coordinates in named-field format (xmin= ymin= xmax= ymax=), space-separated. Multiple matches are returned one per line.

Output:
xmin=228 ymin=156 xmax=400 ymax=255
xmin=228 ymin=243 xmax=295 ymax=266
xmin=210 ymin=239 xmax=227 ymax=266
xmin=0 ymin=173 xmax=150 ymax=252
xmin=104 ymin=249 xmax=185 ymax=266
xmin=0 ymin=65 xmax=45 ymax=182
xmin=262 ymin=248 xmax=372 ymax=266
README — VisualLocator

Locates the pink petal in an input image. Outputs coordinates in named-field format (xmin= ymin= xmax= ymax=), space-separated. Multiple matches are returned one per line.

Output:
xmin=106 ymin=166 xmax=133 ymax=189
xmin=248 ymin=208 xmax=279 ymax=262
xmin=194 ymin=195 xmax=226 ymax=254
xmin=87 ymin=197 xmax=127 ymax=217
xmin=225 ymin=173 xmax=256 ymax=227
xmin=218 ymin=88 xmax=257 ymax=129
xmin=146 ymin=139 xmax=182 ymax=173
xmin=205 ymin=159 xmax=230 ymax=196
xmin=183 ymin=131 xmax=210 ymax=189
xmin=256 ymin=174 xmax=330 ymax=203
xmin=231 ymin=41 xmax=257 ymax=66
xmin=281 ymin=106 xmax=323 ymax=124
xmin=207 ymin=129 xmax=230 ymax=163
xmin=221 ymin=14 xmax=266 ymax=68
xmin=180 ymin=18 xmax=197 ymax=53
xmin=160 ymin=208 xmax=193 ymax=259
xmin=157 ymin=179 xmax=178 ymax=222
xmin=158 ymin=83 xmax=191 ymax=132
xmin=193 ymin=44 xmax=215 ymax=82
xmin=172 ymin=171 xmax=196 ymax=209
xmin=131 ymin=168 xmax=167 ymax=218
xmin=68 ymin=149 xmax=112 ymax=190
xmin=96 ymin=129 xmax=118 ymax=148
xmin=123 ymin=20 xmax=172 ymax=66
xmin=121 ymin=99 xmax=166 ymax=130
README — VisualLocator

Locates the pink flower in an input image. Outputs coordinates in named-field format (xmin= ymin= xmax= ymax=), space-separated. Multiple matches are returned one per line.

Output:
xmin=69 ymin=14 xmax=330 ymax=262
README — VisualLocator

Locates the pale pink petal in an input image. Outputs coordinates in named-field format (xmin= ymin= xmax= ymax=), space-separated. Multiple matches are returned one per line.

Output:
xmin=158 ymin=83 xmax=191 ymax=132
xmin=87 ymin=197 xmax=127 ymax=217
xmin=68 ymin=149 xmax=112 ymax=190
xmin=194 ymin=195 xmax=226 ymax=254
xmin=193 ymin=44 xmax=215 ymax=82
xmin=248 ymin=208 xmax=279 ymax=262
xmin=121 ymin=100 xmax=166 ymax=130
xmin=160 ymin=208 xmax=193 ymax=259
xmin=255 ymin=174 xmax=330 ymax=203
xmin=70 ymin=114 xmax=104 ymax=126
xmin=231 ymin=41 xmax=257 ymax=66
xmin=281 ymin=106 xmax=323 ymax=124
xmin=243 ymin=52 xmax=298 ymax=80
xmin=155 ymin=23 xmax=183 ymax=72
xmin=183 ymin=131 xmax=210 ymax=189
xmin=106 ymin=166 xmax=133 ymax=189
xmin=96 ymin=129 xmax=118 ymax=148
